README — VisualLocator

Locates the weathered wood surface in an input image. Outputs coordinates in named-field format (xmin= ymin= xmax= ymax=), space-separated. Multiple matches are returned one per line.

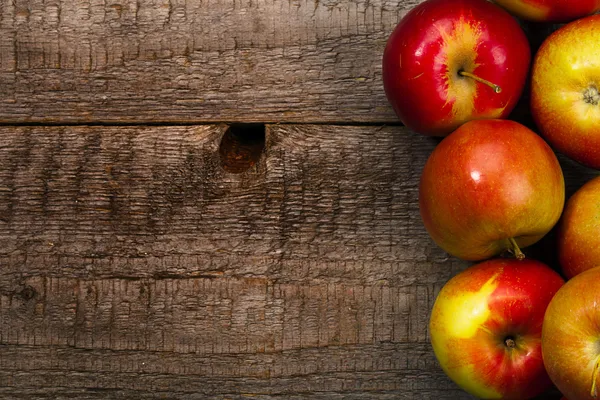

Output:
xmin=0 ymin=0 xmax=427 ymax=124
xmin=0 ymin=124 xmax=478 ymax=398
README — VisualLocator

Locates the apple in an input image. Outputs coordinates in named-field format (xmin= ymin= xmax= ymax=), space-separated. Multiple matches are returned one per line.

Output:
xmin=382 ymin=0 xmax=531 ymax=136
xmin=492 ymin=0 xmax=600 ymax=22
xmin=531 ymin=15 xmax=600 ymax=170
xmin=419 ymin=119 xmax=565 ymax=261
xmin=557 ymin=175 xmax=600 ymax=279
xmin=430 ymin=258 xmax=564 ymax=399
xmin=542 ymin=266 xmax=600 ymax=400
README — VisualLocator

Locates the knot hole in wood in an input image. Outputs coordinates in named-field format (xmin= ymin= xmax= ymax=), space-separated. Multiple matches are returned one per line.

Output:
xmin=18 ymin=285 xmax=37 ymax=301
xmin=219 ymin=123 xmax=266 ymax=173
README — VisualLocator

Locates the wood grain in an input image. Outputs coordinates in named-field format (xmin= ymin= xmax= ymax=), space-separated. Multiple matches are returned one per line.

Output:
xmin=0 ymin=0 xmax=427 ymax=124
xmin=0 ymin=124 xmax=479 ymax=398
xmin=0 ymin=124 xmax=463 ymax=282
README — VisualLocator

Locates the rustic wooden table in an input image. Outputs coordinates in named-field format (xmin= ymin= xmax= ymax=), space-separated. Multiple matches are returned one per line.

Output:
xmin=0 ymin=1 xmax=597 ymax=399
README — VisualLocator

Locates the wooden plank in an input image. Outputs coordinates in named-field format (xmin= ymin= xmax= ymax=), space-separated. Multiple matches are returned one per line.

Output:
xmin=1 ymin=276 xmax=443 ymax=351
xmin=0 ymin=124 xmax=593 ymax=398
xmin=0 ymin=344 xmax=462 ymax=397
xmin=0 ymin=124 xmax=463 ymax=284
xmin=0 ymin=0 xmax=425 ymax=124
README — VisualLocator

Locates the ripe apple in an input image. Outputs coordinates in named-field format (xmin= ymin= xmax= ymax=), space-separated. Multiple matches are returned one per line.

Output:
xmin=492 ymin=0 xmax=600 ymax=22
xmin=542 ymin=266 xmax=600 ymax=400
xmin=430 ymin=258 xmax=564 ymax=399
xmin=531 ymin=15 xmax=600 ymax=169
xmin=382 ymin=0 xmax=531 ymax=136
xmin=419 ymin=119 xmax=565 ymax=261
xmin=558 ymin=175 xmax=600 ymax=279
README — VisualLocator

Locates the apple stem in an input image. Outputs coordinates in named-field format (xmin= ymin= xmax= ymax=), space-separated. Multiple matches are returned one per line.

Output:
xmin=504 ymin=337 xmax=516 ymax=348
xmin=584 ymin=86 xmax=600 ymax=106
xmin=458 ymin=70 xmax=502 ymax=94
xmin=591 ymin=355 xmax=600 ymax=398
xmin=507 ymin=238 xmax=525 ymax=260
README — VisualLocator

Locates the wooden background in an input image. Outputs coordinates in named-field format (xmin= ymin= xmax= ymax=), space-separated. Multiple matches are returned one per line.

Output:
xmin=0 ymin=1 xmax=597 ymax=399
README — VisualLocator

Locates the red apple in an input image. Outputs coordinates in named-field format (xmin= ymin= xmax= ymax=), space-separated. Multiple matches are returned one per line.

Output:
xmin=558 ymin=175 xmax=600 ymax=279
xmin=531 ymin=15 xmax=600 ymax=169
xmin=430 ymin=258 xmax=564 ymax=399
xmin=542 ymin=266 xmax=600 ymax=400
xmin=419 ymin=119 xmax=565 ymax=261
xmin=492 ymin=0 xmax=600 ymax=22
xmin=382 ymin=0 xmax=531 ymax=136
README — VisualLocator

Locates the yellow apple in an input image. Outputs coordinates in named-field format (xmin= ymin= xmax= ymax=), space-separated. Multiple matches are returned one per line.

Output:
xmin=542 ymin=266 xmax=600 ymax=400
xmin=492 ymin=0 xmax=600 ymax=22
xmin=558 ymin=175 xmax=600 ymax=278
xmin=531 ymin=15 xmax=600 ymax=170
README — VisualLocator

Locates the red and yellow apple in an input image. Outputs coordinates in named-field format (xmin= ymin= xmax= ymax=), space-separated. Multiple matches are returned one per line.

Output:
xmin=531 ymin=15 xmax=600 ymax=169
xmin=492 ymin=0 xmax=600 ymax=22
xmin=382 ymin=0 xmax=531 ymax=136
xmin=542 ymin=266 xmax=600 ymax=400
xmin=558 ymin=175 xmax=600 ymax=279
xmin=419 ymin=119 xmax=565 ymax=261
xmin=430 ymin=258 xmax=564 ymax=399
